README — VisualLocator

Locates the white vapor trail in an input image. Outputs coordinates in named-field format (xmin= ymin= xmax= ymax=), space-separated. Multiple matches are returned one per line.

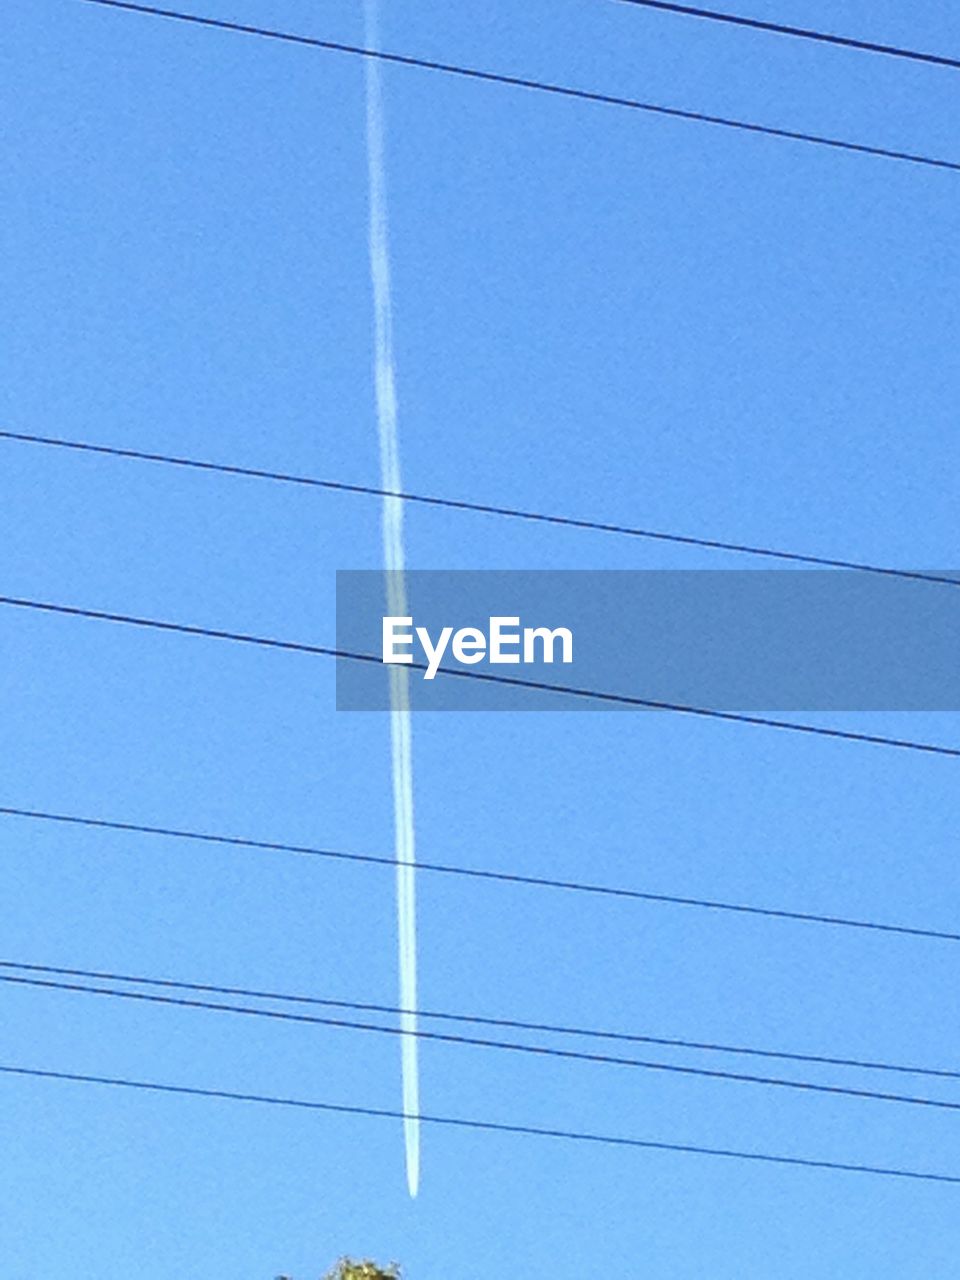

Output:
xmin=363 ymin=0 xmax=420 ymax=1199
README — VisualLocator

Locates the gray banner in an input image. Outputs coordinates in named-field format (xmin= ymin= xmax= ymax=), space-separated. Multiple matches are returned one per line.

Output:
xmin=335 ymin=569 xmax=960 ymax=711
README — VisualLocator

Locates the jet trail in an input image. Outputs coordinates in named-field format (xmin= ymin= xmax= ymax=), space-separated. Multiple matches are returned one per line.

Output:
xmin=363 ymin=0 xmax=420 ymax=1199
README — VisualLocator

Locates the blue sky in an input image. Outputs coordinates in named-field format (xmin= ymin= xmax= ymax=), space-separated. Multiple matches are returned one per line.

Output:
xmin=2 ymin=0 xmax=960 ymax=1275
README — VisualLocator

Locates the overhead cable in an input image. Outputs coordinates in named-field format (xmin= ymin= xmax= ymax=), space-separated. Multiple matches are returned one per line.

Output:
xmin=611 ymin=1 xmax=960 ymax=72
xmin=3 ymin=803 xmax=957 ymax=943
xmin=5 ymin=958 xmax=959 ymax=1081
xmin=4 ymin=1062 xmax=959 ymax=1183
xmin=4 ymin=594 xmax=959 ymax=757
xmin=7 ymin=971 xmax=960 ymax=1114
xmin=3 ymin=430 xmax=955 ymax=588
xmin=75 ymin=0 xmax=960 ymax=173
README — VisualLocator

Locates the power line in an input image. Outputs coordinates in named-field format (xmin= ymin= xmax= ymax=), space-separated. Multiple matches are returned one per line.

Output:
xmin=4 ymin=1062 xmax=958 ymax=1184
xmin=7 ymin=971 xmax=960 ymax=1115
xmin=4 ymin=802 xmax=958 ymax=944
xmin=612 ymin=1 xmax=960 ymax=72
xmin=4 ymin=429 xmax=956 ymax=589
xmin=75 ymin=0 xmax=960 ymax=174
xmin=6 ymin=959 xmax=959 ymax=1083
xmin=4 ymin=593 xmax=960 ymax=758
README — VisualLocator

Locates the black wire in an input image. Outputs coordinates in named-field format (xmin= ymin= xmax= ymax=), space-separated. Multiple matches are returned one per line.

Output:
xmin=7 ymin=971 xmax=960 ymax=1114
xmin=5 ymin=959 xmax=959 ymax=1082
xmin=75 ymin=0 xmax=960 ymax=174
xmin=4 ymin=594 xmax=960 ymax=758
xmin=4 ymin=803 xmax=958 ymax=944
xmin=4 ymin=1062 xmax=958 ymax=1184
xmin=612 ymin=1 xmax=960 ymax=71
xmin=27 ymin=0 xmax=960 ymax=1195
xmin=4 ymin=429 xmax=957 ymax=589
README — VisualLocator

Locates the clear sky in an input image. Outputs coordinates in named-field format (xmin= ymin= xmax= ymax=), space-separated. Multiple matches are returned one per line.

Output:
xmin=2 ymin=1 xmax=960 ymax=1276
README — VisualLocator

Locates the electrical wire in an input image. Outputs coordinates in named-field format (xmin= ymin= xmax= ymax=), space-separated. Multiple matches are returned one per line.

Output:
xmin=3 ymin=429 xmax=956 ymax=588
xmin=7 ymin=971 xmax=960 ymax=1114
xmin=25 ymin=0 xmax=960 ymax=1203
xmin=4 ymin=1062 xmax=959 ymax=1183
xmin=74 ymin=0 xmax=960 ymax=174
xmin=611 ymin=1 xmax=960 ymax=72
xmin=3 ymin=593 xmax=960 ymax=757
xmin=5 ymin=958 xmax=959 ymax=1082
xmin=3 ymin=803 xmax=957 ymax=944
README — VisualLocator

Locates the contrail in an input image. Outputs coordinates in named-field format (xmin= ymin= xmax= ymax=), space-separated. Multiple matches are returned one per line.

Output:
xmin=363 ymin=0 xmax=420 ymax=1199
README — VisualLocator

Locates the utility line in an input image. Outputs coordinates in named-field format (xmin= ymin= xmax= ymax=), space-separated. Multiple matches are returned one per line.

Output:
xmin=3 ymin=594 xmax=960 ymax=758
xmin=6 ymin=959 xmax=959 ymax=1082
xmin=7 ymin=971 xmax=960 ymax=1114
xmin=4 ymin=1062 xmax=959 ymax=1184
xmin=3 ymin=429 xmax=955 ymax=589
xmin=74 ymin=0 xmax=960 ymax=174
xmin=611 ymin=1 xmax=960 ymax=72
xmin=3 ymin=803 xmax=957 ymax=944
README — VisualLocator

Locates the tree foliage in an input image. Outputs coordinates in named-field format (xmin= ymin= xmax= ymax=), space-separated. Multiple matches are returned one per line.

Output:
xmin=322 ymin=1261 xmax=400 ymax=1280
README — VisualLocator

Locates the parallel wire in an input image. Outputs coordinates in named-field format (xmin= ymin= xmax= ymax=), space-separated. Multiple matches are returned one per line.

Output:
xmin=612 ymin=1 xmax=960 ymax=71
xmin=31 ymin=0 xmax=960 ymax=1197
xmin=74 ymin=0 xmax=960 ymax=174
xmin=5 ymin=1062 xmax=960 ymax=1184
xmin=8 ymin=971 xmax=960 ymax=1114
xmin=4 ymin=803 xmax=959 ymax=944
xmin=6 ymin=958 xmax=960 ymax=1082
xmin=4 ymin=594 xmax=960 ymax=758
xmin=3 ymin=429 xmax=957 ymax=588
